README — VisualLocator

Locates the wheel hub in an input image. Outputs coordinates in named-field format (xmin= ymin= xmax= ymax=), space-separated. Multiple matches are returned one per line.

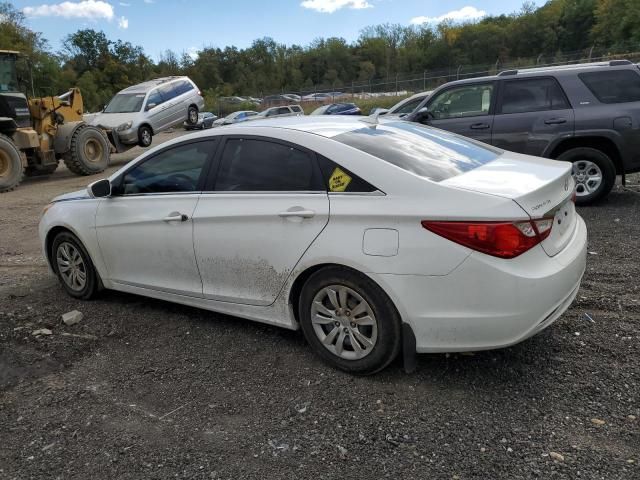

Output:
xmin=310 ymin=285 xmax=378 ymax=360
xmin=0 ymin=150 xmax=11 ymax=178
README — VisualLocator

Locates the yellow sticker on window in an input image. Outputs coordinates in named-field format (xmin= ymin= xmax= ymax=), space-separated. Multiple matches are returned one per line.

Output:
xmin=328 ymin=167 xmax=352 ymax=192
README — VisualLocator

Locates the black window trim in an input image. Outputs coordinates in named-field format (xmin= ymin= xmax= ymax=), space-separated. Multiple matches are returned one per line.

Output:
xmin=111 ymin=137 xmax=221 ymax=197
xmin=202 ymin=134 xmax=327 ymax=194
xmin=495 ymin=75 xmax=572 ymax=115
xmin=425 ymin=80 xmax=498 ymax=118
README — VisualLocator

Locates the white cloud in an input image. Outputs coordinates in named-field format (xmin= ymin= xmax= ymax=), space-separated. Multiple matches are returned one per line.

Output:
xmin=187 ymin=46 xmax=199 ymax=60
xmin=143 ymin=0 xmax=154 ymax=3
xmin=118 ymin=15 xmax=128 ymax=28
xmin=23 ymin=0 xmax=115 ymax=20
xmin=301 ymin=0 xmax=372 ymax=14
xmin=119 ymin=2 xmax=130 ymax=6
xmin=410 ymin=6 xmax=486 ymax=25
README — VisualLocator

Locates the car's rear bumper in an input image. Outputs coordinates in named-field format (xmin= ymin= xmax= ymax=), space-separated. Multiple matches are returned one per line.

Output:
xmin=375 ymin=215 xmax=588 ymax=353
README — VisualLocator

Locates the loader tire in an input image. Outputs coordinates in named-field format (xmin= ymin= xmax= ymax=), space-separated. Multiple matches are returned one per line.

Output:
xmin=0 ymin=134 xmax=23 ymax=193
xmin=63 ymin=125 xmax=109 ymax=176
xmin=24 ymin=163 xmax=59 ymax=177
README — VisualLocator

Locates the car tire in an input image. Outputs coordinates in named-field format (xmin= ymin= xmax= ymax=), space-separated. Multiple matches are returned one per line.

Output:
xmin=299 ymin=266 xmax=402 ymax=375
xmin=62 ymin=125 xmax=110 ymax=176
xmin=557 ymin=147 xmax=616 ymax=205
xmin=138 ymin=125 xmax=153 ymax=148
xmin=187 ymin=106 xmax=199 ymax=126
xmin=51 ymin=231 xmax=100 ymax=300
xmin=0 ymin=133 xmax=24 ymax=193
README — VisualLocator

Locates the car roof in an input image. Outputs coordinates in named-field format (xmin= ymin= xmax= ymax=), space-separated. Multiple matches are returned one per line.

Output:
xmin=439 ymin=61 xmax=638 ymax=88
xmin=119 ymin=76 xmax=190 ymax=94
xmin=232 ymin=115 xmax=387 ymax=137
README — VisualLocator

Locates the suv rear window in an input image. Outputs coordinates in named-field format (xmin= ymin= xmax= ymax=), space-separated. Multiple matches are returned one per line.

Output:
xmin=333 ymin=122 xmax=500 ymax=182
xmin=578 ymin=70 xmax=640 ymax=104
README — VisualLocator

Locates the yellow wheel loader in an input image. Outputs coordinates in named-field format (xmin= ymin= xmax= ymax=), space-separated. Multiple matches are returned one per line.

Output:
xmin=0 ymin=50 xmax=129 ymax=193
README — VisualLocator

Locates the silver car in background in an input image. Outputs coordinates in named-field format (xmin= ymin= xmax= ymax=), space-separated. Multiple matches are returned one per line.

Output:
xmin=252 ymin=105 xmax=304 ymax=119
xmin=90 ymin=76 xmax=205 ymax=147
xmin=212 ymin=110 xmax=259 ymax=127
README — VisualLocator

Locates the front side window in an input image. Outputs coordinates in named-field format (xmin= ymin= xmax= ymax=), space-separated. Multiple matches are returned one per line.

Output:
xmin=333 ymin=122 xmax=500 ymax=182
xmin=578 ymin=70 xmax=640 ymax=104
xmin=119 ymin=140 xmax=215 ymax=194
xmin=500 ymin=78 xmax=569 ymax=114
xmin=214 ymin=138 xmax=322 ymax=191
xmin=428 ymin=83 xmax=494 ymax=119
xmin=145 ymin=90 xmax=163 ymax=110
xmin=104 ymin=93 xmax=145 ymax=113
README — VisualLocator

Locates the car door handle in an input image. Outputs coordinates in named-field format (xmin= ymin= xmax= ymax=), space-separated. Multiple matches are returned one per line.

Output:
xmin=544 ymin=118 xmax=567 ymax=125
xmin=163 ymin=212 xmax=189 ymax=222
xmin=278 ymin=208 xmax=316 ymax=219
xmin=470 ymin=123 xmax=490 ymax=130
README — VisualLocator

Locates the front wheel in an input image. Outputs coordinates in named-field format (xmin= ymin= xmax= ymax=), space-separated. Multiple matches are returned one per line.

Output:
xmin=0 ymin=134 xmax=23 ymax=193
xmin=299 ymin=267 xmax=401 ymax=375
xmin=52 ymin=231 xmax=99 ymax=300
xmin=63 ymin=125 xmax=110 ymax=176
xmin=138 ymin=125 xmax=153 ymax=148
xmin=557 ymin=147 xmax=616 ymax=205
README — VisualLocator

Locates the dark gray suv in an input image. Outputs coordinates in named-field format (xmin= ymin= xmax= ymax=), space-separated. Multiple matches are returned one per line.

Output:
xmin=409 ymin=60 xmax=640 ymax=204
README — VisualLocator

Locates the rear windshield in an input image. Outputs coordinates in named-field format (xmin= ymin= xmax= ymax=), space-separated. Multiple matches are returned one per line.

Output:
xmin=578 ymin=70 xmax=640 ymax=104
xmin=333 ymin=121 xmax=500 ymax=182
xmin=104 ymin=93 xmax=145 ymax=113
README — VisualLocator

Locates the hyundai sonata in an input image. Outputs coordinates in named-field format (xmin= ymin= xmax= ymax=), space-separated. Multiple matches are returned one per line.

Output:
xmin=39 ymin=117 xmax=587 ymax=374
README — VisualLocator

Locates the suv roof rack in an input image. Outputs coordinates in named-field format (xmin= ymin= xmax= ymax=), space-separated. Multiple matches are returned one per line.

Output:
xmin=497 ymin=59 xmax=633 ymax=77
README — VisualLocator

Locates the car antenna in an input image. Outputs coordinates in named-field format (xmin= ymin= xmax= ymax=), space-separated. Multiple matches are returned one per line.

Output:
xmin=360 ymin=111 xmax=381 ymax=128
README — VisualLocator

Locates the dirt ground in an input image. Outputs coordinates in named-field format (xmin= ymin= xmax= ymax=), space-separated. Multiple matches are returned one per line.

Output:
xmin=0 ymin=131 xmax=638 ymax=479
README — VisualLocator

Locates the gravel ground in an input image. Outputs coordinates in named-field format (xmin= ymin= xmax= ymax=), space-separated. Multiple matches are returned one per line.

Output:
xmin=0 ymin=135 xmax=638 ymax=479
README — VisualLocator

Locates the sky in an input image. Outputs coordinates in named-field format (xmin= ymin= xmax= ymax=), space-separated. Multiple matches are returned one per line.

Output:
xmin=12 ymin=0 xmax=536 ymax=60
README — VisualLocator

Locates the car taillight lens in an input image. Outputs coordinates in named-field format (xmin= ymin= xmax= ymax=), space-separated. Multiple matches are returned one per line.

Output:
xmin=421 ymin=219 xmax=553 ymax=259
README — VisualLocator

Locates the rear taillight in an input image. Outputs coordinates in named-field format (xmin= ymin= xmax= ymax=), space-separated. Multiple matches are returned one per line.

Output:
xmin=421 ymin=218 xmax=553 ymax=259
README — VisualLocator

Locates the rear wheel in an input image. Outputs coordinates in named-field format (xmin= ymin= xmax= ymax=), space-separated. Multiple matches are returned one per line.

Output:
xmin=557 ymin=147 xmax=616 ymax=205
xmin=0 ymin=134 xmax=23 ymax=193
xmin=187 ymin=106 xmax=199 ymax=125
xmin=138 ymin=125 xmax=153 ymax=147
xmin=52 ymin=231 xmax=99 ymax=300
xmin=299 ymin=267 xmax=401 ymax=374
xmin=63 ymin=125 xmax=110 ymax=176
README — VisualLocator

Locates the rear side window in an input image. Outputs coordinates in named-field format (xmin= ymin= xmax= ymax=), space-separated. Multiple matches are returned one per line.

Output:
xmin=291 ymin=105 xmax=302 ymax=113
xmin=214 ymin=138 xmax=323 ymax=191
xmin=579 ymin=70 xmax=640 ymax=104
xmin=316 ymin=155 xmax=377 ymax=193
xmin=500 ymin=78 xmax=569 ymax=114
xmin=158 ymin=83 xmax=178 ymax=102
xmin=333 ymin=122 xmax=500 ymax=182
xmin=173 ymin=80 xmax=194 ymax=96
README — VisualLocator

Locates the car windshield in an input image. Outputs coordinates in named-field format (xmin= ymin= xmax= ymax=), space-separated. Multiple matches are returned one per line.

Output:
xmin=311 ymin=105 xmax=330 ymax=115
xmin=0 ymin=55 xmax=19 ymax=93
xmin=104 ymin=93 xmax=145 ymax=113
xmin=333 ymin=121 xmax=501 ymax=182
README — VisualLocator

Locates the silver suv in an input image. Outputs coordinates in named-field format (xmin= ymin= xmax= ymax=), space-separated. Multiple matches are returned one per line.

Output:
xmin=91 ymin=76 xmax=205 ymax=147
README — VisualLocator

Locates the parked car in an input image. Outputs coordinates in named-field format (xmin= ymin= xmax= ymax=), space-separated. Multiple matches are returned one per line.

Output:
xmin=253 ymin=105 xmax=304 ymax=119
xmin=408 ymin=60 xmax=640 ymax=204
xmin=283 ymin=93 xmax=302 ymax=102
xmin=40 ymin=116 xmax=586 ymax=374
xmin=90 ymin=76 xmax=204 ymax=148
xmin=184 ymin=112 xmax=217 ymax=130
xmin=370 ymin=91 xmax=431 ymax=116
xmin=212 ymin=110 xmax=258 ymax=127
xmin=311 ymin=103 xmax=361 ymax=115
xmin=302 ymin=93 xmax=332 ymax=102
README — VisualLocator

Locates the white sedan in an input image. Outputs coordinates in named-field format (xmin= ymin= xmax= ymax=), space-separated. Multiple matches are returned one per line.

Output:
xmin=39 ymin=117 xmax=587 ymax=374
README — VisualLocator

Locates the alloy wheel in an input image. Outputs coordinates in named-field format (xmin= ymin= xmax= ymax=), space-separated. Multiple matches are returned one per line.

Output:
xmin=310 ymin=285 xmax=378 ymax=360
xmin=572 ymin=160 xmax=603 ymax=197
xmin=56 ymin=242 xmax=87 ymax=291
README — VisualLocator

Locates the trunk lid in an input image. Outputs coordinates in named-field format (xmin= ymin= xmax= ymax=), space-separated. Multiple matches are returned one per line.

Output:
xmin=441 ymin=152 xmax=576 ymax=257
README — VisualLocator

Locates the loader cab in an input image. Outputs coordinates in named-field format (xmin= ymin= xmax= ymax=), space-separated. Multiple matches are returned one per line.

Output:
xmin=0 ymin=51 xmax=19 ymax=93
xmin=0 ymin=51 xmax=31 ymax=132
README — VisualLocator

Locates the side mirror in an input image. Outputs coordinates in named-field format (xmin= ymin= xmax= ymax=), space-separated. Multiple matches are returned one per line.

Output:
xmin=146 ymin=102 xmax=157 ymax=111
xmin=88 ymin=179 xmax=111 ymax=198
xmin=407 ymin=106 xmax=432 ymax=124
